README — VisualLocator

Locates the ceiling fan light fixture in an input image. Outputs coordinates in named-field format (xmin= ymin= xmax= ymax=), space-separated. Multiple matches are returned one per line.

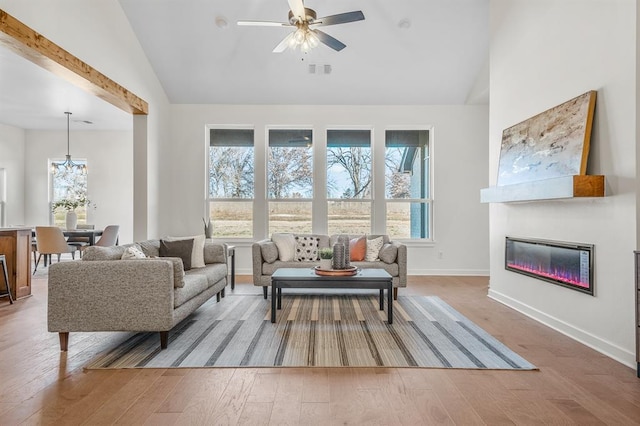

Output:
xmin=238 ymin=0 xmax=364 ymax=53
xmin=308 ymin=31 xmax=319 ymax=48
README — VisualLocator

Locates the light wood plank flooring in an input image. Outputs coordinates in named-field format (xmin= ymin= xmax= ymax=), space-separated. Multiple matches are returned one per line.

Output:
xmin=0 ymin=273 xmax=639 ymax=425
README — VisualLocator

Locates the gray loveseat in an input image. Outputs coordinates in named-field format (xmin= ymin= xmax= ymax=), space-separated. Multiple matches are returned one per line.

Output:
xmin=252 ymin=234 xmax=407 ymax=299
xmin=48 ymin=239 xmax=228 ymax=351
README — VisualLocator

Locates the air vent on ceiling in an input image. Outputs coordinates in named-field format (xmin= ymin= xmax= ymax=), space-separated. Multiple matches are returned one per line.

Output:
xmin=308 ymin=64 xmax=332 ymax=75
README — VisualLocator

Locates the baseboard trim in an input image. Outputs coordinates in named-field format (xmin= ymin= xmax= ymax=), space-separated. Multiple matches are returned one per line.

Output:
xmin=488 ymin=289 xmax=636 ymax=369
xmin=410 ymin=269 xmax=490 ymax=276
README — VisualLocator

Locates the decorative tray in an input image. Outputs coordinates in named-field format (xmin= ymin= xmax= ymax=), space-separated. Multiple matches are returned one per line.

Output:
xmin=314 ymin=266 xmax=358 ymax=276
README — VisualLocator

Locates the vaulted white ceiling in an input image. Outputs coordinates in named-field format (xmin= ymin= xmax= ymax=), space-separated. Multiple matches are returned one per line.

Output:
xmin=119 ymin=0 xmax=489 ymax=105
xmin=0 ymin=0 xmax=488 ymax=130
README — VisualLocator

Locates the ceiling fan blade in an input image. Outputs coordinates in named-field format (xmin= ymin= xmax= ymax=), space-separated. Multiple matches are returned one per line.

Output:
xmin=288 ymin=0 xmax=305 ymax=21
xmin=237 ymin=20 xmax=290 ymax=27
xmin=313 ymin=11 xmax=365 ymax=26
xmin=273 ymin=33 xmax=294 ymax=53
xmin=313 ymin=29 xmax=346 ymax=52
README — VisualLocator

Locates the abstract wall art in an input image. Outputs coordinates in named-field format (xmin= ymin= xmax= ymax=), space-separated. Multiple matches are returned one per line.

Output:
xmin=497 ymin=91 xmax=597 ymax=186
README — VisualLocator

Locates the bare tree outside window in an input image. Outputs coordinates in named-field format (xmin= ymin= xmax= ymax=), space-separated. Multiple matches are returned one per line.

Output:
xmin=267 ymin=146 xmax=312 ymax=199
xmin=208 ymin=128 xmax=255 ymax=238
xmin=327 ymin=129 xmax=372 ymax=234
xmin=209 ymin=147 xmax=254 ymax=198
xmin=268 ymin=129 xmax=313 ymax=234
xmin=327 ymin=146 xmax=372 ymax=199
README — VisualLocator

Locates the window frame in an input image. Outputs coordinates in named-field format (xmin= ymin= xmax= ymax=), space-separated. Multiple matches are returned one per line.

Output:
xmin=49 ymin=157 xmax=89 ymax=227
xmin=204 ymin=123 xmax=434 ymax=242
xmin=382 ymin=126 xmax=434 ymax=242
xmin=266 ymin=126 xmax=315 ymax=235
xmin=325 ymin=127 xmax=374 ymax=235
xmin=206 ymin=125 xmax=256 ymax=240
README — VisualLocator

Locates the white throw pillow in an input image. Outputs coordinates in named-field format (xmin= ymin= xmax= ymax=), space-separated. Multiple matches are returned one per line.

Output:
xmin=121 ymin=245 xmax=146 ymax=260
xmin=365 ymin=236 xmax=384 ymax=262
xmin=295 ymin=236 xmax=320 ymax=262
xmin=271 ymin=233 xmax=296 ymax=261
xmin=166 ymin=234 xmax=206 ymax=268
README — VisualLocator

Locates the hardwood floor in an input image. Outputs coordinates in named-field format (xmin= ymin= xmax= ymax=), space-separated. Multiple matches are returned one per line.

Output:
xmin=1 ymin=273 xmax=639 ymax=425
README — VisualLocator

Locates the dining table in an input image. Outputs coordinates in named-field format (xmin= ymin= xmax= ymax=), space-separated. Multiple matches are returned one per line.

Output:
xmin=31 ymin=228 xmax=104 ymax=245
xmin=62 ymin=229 xmax=104 ymax=245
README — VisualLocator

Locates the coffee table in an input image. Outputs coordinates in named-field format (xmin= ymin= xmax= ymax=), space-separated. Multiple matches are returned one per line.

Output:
xmin=270 ymin=268 xmax=393 ymax=324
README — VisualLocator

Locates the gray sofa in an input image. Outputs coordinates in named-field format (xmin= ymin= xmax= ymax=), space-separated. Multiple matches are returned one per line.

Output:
xmin=252 ymin=234 xmax=407 ymax=299
xmin=48 ymin=239 xmax=227 ymax=351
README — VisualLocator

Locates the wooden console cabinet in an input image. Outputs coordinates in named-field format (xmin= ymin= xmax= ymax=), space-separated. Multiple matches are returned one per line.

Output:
xmin=0 ymin=228 xmax=32 ymax=299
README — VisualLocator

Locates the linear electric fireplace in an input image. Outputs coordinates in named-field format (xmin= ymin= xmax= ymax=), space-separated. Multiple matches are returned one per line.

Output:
xmin=505 ymin=237 xmax=594 ymax=295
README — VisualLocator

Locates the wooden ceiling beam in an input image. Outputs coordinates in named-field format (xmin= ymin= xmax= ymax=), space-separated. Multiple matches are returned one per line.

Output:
xmin=0 ymin=9 xmax=148 ymax=115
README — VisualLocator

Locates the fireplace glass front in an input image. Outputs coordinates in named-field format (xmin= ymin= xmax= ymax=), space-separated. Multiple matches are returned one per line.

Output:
xmin=505 ymin=237 xmax=594 ymax=295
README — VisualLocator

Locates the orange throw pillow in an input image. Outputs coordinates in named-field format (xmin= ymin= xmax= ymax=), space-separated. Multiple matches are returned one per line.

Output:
xmin=349 ymin=236 xmax=366 ymax=261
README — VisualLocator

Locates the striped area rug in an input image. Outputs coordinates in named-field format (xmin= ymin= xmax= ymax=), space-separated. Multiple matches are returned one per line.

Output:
xmin=85 ymin=294 xmax=536 ymax=370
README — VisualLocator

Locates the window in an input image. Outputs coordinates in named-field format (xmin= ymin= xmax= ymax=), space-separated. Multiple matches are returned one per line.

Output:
xmin=205 ymin=125 xmax=433 ymax=241
xmin=385 ymin=130 xmax=431 ymax=239
xmin=50 ymin=160 xmax=88 ymax=227
xmin=267 ymin=129 xmax=313 ymax=234
xmin=327 ymin=129 xmax=372 ymax=235
xmin=208 ymin=128 xmax=254 ymax=238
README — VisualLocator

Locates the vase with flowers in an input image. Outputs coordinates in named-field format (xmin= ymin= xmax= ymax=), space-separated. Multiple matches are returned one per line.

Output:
xmin=51 ymin=195 xmax=93 ymax=230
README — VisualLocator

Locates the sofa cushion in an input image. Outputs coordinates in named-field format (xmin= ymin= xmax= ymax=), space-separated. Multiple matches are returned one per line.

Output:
xmin=166 ymin=234 xmax=206 ymax=268
xmin=174 ymin=273 xmax=208 ymax=308
xmin=82 ymin=245 xmax=127 ymax=261
xmin=261 ymin=241 xmax=278 ymax=263
xmin=349 ymin=235 xmax=366 ymax=261
xmin=139 ymin=239 xmax=160 ymax=257
xmin=379 ymin=243 xmax=398 ymax=264
xmin=271 ymin=233 xmax=296 ymax=261
xmin=188 ymin=263 xmax=227 ymax=287
xmin=295 ymin=236 xmax=319 ymax=261
xmin=160 ymin=239 xmax=194 ymax=271
xmin=365 ymin=236 xmax=384 ymax=261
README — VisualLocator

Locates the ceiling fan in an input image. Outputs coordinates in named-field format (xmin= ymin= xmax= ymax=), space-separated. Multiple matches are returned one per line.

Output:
xmin=237 ymin=0 xmax=365 ymax=53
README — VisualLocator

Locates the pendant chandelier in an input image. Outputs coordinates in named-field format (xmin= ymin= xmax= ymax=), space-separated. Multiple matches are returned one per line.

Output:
xmin=51 ymin=111 xmax=87 ymax=175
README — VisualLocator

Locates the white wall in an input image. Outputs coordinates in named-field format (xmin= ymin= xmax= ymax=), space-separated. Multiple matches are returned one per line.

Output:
xmin=489 ymin=0 xmax=636 ymax=367
xmin=169 ymin=104 xmax=490 ymax=275
xmin=23 ymin=130 xmax=134 ymax=243
xmin=0 ymin=0 xmax=172 ymax=239
xmin=0 ymin=123 xmax=25 ymax=226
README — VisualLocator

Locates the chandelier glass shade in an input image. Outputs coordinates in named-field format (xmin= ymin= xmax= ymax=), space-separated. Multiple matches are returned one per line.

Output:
xmin=51 ymin=112 xmax=87 ymax=175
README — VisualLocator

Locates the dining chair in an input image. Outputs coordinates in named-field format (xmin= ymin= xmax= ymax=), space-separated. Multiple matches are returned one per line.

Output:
xmin=94 ymin=225 xmax=120 ymax=247
xmin=66 ymin=224 xmax=95 ymax=258
xmin=33 ymin=226 xmax=77 ymax=274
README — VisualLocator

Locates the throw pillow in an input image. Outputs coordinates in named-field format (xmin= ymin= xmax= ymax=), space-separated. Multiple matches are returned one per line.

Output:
xmin=349 ymin=235 xmax=366 ymax=261
xmin=365 ymin=236 xmax=384 ymax=262
xmin=138 ymin=239 xmax=160 ymax=257
xmin=261 ymin=241 xmax=278 ymax=264
xmin=378 ymin=243 xmax=398 ymax=264
xmin=159 ymin=238 xmax=194 ymax=271
xmin=166 ymin=234 xmax=206 ymax=268
xmin=295 ymin=236 xmax=320 ymax=262
xmin=121 ymin=245 xmax=146 ymax=260
xmin=271 ymin=233 xmax=296 ymax=261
